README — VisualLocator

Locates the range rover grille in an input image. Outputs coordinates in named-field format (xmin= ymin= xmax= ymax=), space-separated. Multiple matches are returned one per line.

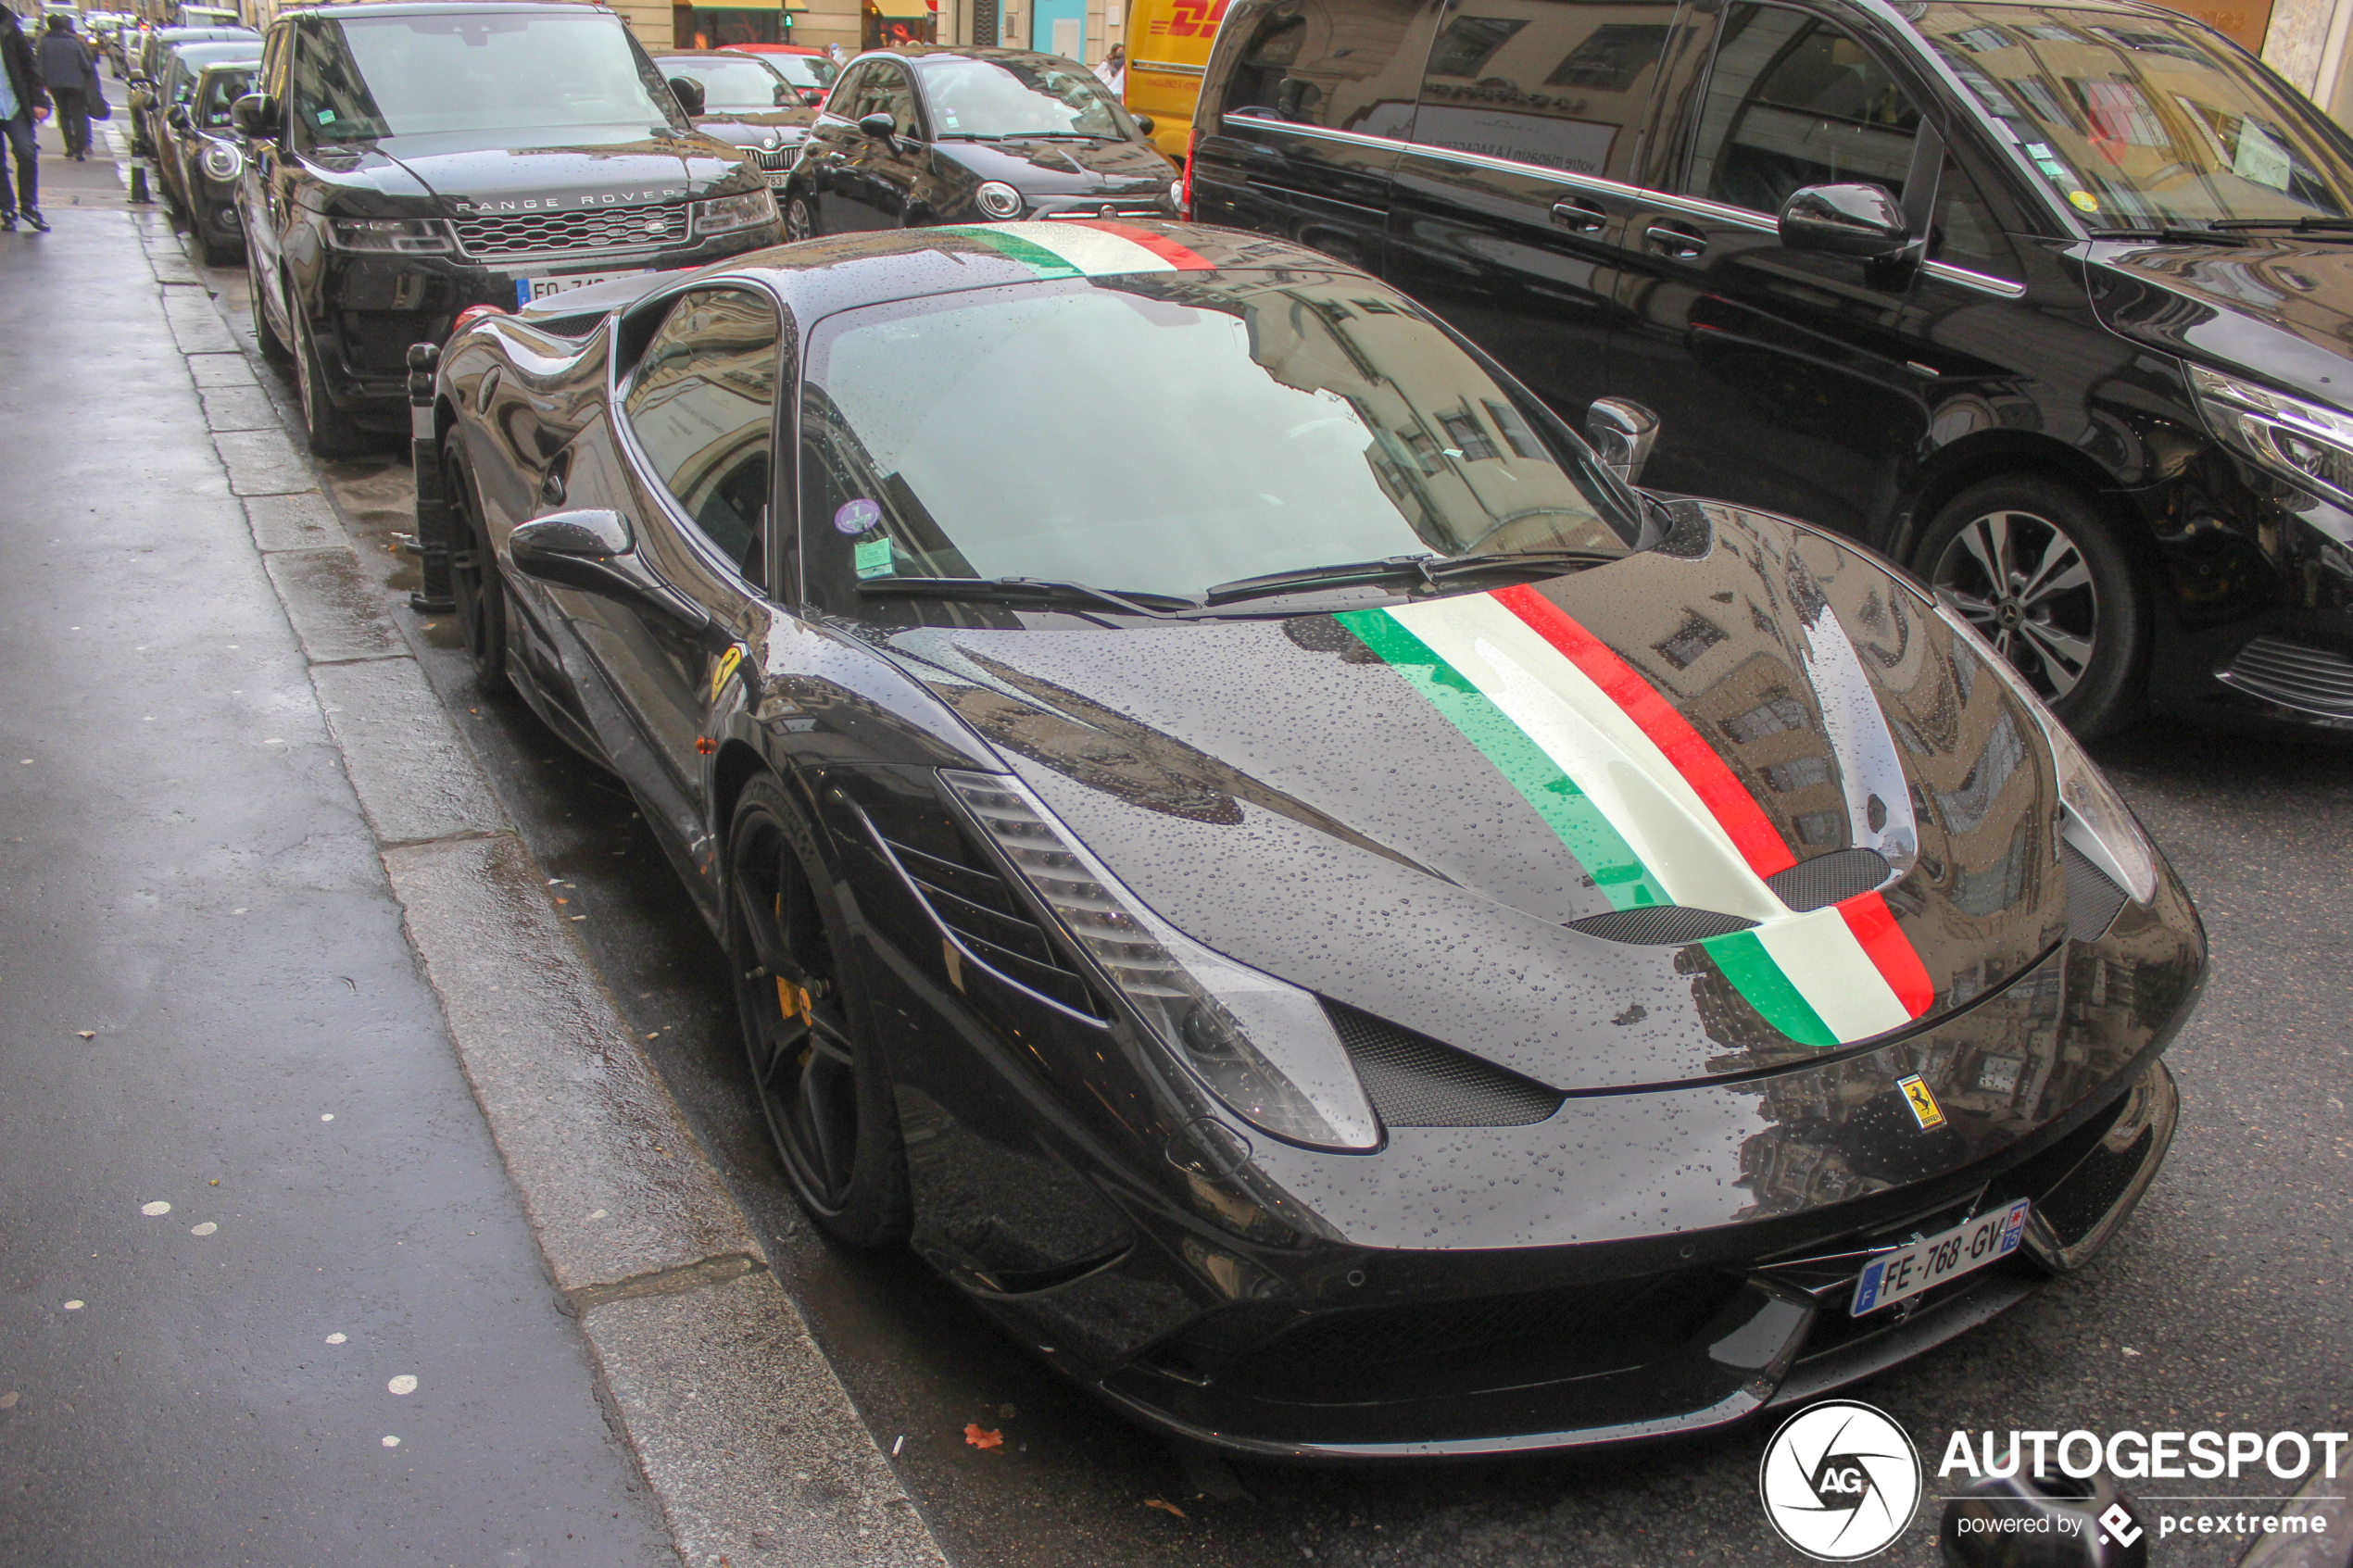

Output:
xmin=449 ymin=203 xmax=689 ymax=261
xmin=1325 ymin=1000 xmax=1563 ymax=1128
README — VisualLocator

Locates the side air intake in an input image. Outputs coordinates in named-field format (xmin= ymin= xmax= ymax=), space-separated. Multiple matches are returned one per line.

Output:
xmin=1765 ymin=847 xmax=1893 ymax=911
xmin=868 ymin=824 xmax=1102 ymax=1018
xmin=1324 ymin=1001 xmax=1564 ymax=1128
xmin=1567 ymin=905 xmax=1757 ymax=945
xmin=2060 ymin=838 xmax=2130 ymax=943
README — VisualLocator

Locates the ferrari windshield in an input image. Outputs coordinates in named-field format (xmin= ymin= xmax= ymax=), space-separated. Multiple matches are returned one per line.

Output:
xmin=1919 ymin=3 xmax=2353 ymax=226
xmin=914 ymin=56 xmax=1125 ymax=138
xmin=799 ymin=272 xmax=1637 ymax=604
xmin=659 ymin=55 xmax=793 ymax=111
xmin=291 ymin=11 xmax=684 ymax=144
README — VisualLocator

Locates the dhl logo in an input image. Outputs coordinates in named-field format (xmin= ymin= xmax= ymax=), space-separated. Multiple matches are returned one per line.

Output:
xmin=1162 ymin=0 xmax=1230 ymax=38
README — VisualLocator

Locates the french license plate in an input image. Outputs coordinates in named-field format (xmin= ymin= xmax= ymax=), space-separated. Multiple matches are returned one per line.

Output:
xmin=513 ymin=269 xmax=647 ymax=307
xmin=761 ymin=170 xmax=791 ymax=187
xmin=1851 ymin=1198 xmax=2030 ymax=1316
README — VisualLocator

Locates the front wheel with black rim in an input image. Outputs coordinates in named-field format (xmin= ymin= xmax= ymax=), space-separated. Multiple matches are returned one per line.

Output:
xmin=1914 ymin=474 xmax=2146 ymax=737
xmin=783 ymin=192 xmax=819 ymax=243
xmin=250 ymin=262 xmax=291 ymax=365
xmin=291 ymin=292 xmax=371 ymax=458
xmin=442 ymin=435 xmax=508 ymax=696
xmin=725 ymin=774 xmax=909 ymax=1248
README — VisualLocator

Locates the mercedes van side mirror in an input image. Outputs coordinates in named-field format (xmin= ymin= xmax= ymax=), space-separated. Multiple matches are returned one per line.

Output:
xmin=1586 ymin=398 xmax=1659 ymax=487
xmin=228 ymin=91 xmax=280 ymax=139
xmin=668 ymin=75 xmax=706 ymax=117
xmin=1779 ymin=182 xmax=1910 ymax=260
xmin=1131 ymin=113 xmax=1154 ymax=136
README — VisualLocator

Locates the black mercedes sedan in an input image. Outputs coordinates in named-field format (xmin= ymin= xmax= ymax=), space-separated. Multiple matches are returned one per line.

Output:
xmin=422 ymin=221 xmax=2203 ymax=1458
xmin=230 ymin=0 xmax=782 ymax=456
xmin=778 ymin=46 xmax=1177 ymax=240
xmin=157 ymin=59 xmax=258 ymax=266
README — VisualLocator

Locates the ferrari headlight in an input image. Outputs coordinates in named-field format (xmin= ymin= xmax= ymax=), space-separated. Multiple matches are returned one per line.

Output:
xmin=325 ymin=217 xmax=452 ymax=254
xmin=1932 ymin=604 xmax=2158 ymax=903
xmin=200 ymin=140 xmax=242 ymax=182
xmin=692 ymin=188 xmax=777 ymax=235
xmin=944 ymin=771 xmax=1380 ymax=1152
xmin=974 ymin=181 xmax=1024 ymax=220
xmin=2191 ymin=365 xmax=2353 ymax=508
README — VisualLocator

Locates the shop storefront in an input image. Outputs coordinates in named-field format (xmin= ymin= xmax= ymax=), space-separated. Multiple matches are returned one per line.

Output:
xmin=672 ymin=4 xmax=799 ymax=46
xmin=862 ymin=0 xmax=937 ymax=47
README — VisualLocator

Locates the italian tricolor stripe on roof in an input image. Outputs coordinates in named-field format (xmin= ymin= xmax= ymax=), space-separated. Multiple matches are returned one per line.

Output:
xmin=1333 ymin=589 xmax=1933 ymax=1049
xmin=958 ymin=221 xmax=1215 ymax=278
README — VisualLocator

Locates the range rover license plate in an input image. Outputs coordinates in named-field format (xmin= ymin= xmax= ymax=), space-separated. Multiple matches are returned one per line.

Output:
xmin=514 ymin=270 xmax=648 ymax=307
xmin=1851 ymin=1199 xmax=2029 ymax=1316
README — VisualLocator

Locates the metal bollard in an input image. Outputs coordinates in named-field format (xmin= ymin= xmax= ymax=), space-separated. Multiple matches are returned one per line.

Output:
xmin=407 ymin=341 xmax=456 ymax=613
xmin=128 ymin=162 xmax=150 ymax=204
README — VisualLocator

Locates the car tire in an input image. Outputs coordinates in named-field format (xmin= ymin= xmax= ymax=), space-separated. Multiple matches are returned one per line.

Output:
xmin=251 ymin=262 xmax=291 ymax=366
xmin=442 ymin=436 xmax=509 ymax=696
xmin=197 ymin=229 xmax=238 ymax=269
xmin=783 ymin=192 xmax=819 ymax=243
xmin=290 ymin=292 xmax=371 ymax=458
xmin=725 ymin=772 xmax=911 ymax=1248
xmin=1914 ymin=474 xmax=2145 ymax=737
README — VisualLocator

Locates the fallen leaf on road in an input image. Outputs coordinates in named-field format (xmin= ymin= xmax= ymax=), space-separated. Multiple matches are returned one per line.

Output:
xmin=555 ymin=897 xmax=570 ymax=905
xmin=1145 ymin=1499 xmax=1188 ymax=1519
xmin=75 ymin=1031 xmax=94 ymax=1040
xmin=963 ymin=1424 xmax=1003 ymax=1449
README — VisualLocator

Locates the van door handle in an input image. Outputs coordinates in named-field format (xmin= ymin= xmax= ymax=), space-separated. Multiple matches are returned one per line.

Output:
xmin=1551 ymin=198 xmax=1606 ymax=232
xmin=1644 ymin=220 xmax=1706 ymax=258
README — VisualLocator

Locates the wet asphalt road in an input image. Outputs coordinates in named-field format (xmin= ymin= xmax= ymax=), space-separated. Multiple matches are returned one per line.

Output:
xmin=0 ymin=136 xmax=676 ymax=1568
xmin=162 ymin=213 xmax=2353 ymax=1565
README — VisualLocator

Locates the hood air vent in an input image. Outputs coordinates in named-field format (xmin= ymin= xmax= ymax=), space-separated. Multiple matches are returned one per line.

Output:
xmin=1324 ymin=1001 xmax=1564 ymax=1128
xmin=1765 ymin=847 xmax=1893 ymax=911
xmin=1567 ymin=906 xmax=1757 ymax=945
xmin=2060 ymin=839 xmax=2129 ymax=943
xmin=868 ymin=825 xmax=1102 ymax=1018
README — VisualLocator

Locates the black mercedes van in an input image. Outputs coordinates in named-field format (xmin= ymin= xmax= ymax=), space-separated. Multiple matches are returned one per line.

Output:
xmin=1189 ymin=0 xmax=2353 ymax=735
xmin=233 ymin=0 xmax=783 ymax=454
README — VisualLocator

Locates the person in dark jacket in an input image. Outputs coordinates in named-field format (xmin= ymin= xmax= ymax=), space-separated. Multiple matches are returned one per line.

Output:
xmin=0 ymin=6 xmax=53 ymax=232
xmin=39 ymin=14 xmax=97 ymax=161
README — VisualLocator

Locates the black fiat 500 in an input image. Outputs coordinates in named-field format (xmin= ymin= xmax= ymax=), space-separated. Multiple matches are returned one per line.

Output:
xmin=158 ymin=59 xmax=258 ymax=266
xmin=1190 ymin=0 xmax=2353 ymax=737
xmin=422 ymin=221 xmax=2202 ymax=1458
xmin=778 ymin=46 xmax=1178 ymax=239
xmin=231 ymin=0 xmax=781 ymax=455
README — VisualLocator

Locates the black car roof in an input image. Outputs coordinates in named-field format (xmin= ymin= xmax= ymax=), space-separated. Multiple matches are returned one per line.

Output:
xmin=710 ymin=221 xmax=1366 ymax=322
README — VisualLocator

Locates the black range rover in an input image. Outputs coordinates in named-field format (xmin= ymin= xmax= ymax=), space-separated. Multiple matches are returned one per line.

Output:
xmin=233 ymin=0 xmax=784 ymax=453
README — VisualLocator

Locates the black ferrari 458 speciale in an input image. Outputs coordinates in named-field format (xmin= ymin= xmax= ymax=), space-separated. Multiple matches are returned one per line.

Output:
xmin=422 ymin=220 xmax=2205 ymax=1458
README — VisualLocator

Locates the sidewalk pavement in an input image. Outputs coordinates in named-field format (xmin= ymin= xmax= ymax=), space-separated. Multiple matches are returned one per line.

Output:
xmin=0 ymin=191 xmax=940 ymax=1567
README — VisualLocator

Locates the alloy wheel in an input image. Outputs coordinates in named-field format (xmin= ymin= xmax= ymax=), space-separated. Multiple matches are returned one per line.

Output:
xmin=730 ymin=817 xmax=861 ymax=1214
xmin=1930 ymin=508 xmax=2100 ymax=704
xmin=785 ymin=194 xmax=816 ymax=243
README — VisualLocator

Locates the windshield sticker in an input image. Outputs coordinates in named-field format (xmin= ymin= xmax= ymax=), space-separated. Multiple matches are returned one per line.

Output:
xmin=834 ymin=497 xmax=882 ymax=534
xmin=2234 ymin=121 xmax=2293 ymax=189
xmin=1335 ymin=587 xmax=1932 ymax=1048
xmin=853 ymin=537 xmax=895 ymax=578
xmin=316 ymin=108 xmax=336 ymax=123
xmin=2069 ymin=189 xmax=2099 ymax=212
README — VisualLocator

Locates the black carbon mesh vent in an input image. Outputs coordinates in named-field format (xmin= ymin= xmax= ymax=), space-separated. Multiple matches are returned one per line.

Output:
xmin=1324 ymin=1001 xmax=1564 ymax=1128
xmin=1766 ymin=847 xmax=1893 ymax=911
xmin=1567 ymin=905 xmax=1757 ymax=945
xmin=2060 ymin=839 xmax=2129 ymax=943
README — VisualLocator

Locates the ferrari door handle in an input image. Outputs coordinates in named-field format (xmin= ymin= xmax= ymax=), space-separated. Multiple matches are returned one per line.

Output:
xmin=1551 ymin=197 xmax=1606 ymax=232
xmin=1644 ymin=220 xmax=1706 ymax=258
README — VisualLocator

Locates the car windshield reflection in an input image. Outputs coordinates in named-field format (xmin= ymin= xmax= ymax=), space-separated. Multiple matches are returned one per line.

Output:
xmin=914 ymin=56 xmax=1126 ymax=140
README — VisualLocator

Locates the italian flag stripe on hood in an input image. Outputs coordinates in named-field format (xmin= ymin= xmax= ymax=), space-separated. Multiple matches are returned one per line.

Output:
xmin=1335 ymin=589 xmax=1933 ymax=1049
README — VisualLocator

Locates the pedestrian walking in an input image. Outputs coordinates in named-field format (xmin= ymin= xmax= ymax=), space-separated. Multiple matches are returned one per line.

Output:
xmin=0 ymin=5 xmax=53 ymax=232
xmin=1093 ymin=42 xmax=1125 ymax=95
xmin=39 ymin=14 xmax=99 ymax=162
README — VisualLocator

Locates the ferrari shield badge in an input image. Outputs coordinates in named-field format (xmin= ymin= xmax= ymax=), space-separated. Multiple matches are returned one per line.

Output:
xmin=1896 ymin=1074 xmax=1945 ymax=1131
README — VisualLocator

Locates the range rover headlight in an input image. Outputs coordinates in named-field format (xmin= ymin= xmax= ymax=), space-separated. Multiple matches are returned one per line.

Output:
xmin=944 ymin=771 xmax=1380 ymax=1152
xmin=692 ymin=188 xmax=777 ymax=235
xmin=1931 ymin=602 xmax=2158 ymax=903
xmin=324 ymin=217 xmax=453 ymax=254
xmin=200 ymin=140 xmax=242 ymax=182
xmin=2191 ymin=364 xmax=2353 ymax=508
xmin=974 ymin=181 xmax=1024 ymax=220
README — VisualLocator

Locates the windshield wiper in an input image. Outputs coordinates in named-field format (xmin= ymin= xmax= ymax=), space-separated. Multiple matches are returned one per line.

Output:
xmin=2207 ymin=216 xmax=2353 ymax=234
xmin=2084 ymin=223 xmax=2250 ymax=245
xmin=1202 ymin=550 xmax=1615 ymax=606
xmin=855 ymin=575 xmax=1195 ymax=620
xmin=936 ymin=131 xmax=1013 ymax=141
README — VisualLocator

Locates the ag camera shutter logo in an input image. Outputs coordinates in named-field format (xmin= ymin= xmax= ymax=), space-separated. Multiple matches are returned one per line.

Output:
xmin=1759 ymin=1400 xmax=1924 ymax=1560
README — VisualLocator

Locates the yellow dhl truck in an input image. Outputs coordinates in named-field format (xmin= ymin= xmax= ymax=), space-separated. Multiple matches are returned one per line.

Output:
xmin=1122 ymin=0 xmax=1228 ymax=165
